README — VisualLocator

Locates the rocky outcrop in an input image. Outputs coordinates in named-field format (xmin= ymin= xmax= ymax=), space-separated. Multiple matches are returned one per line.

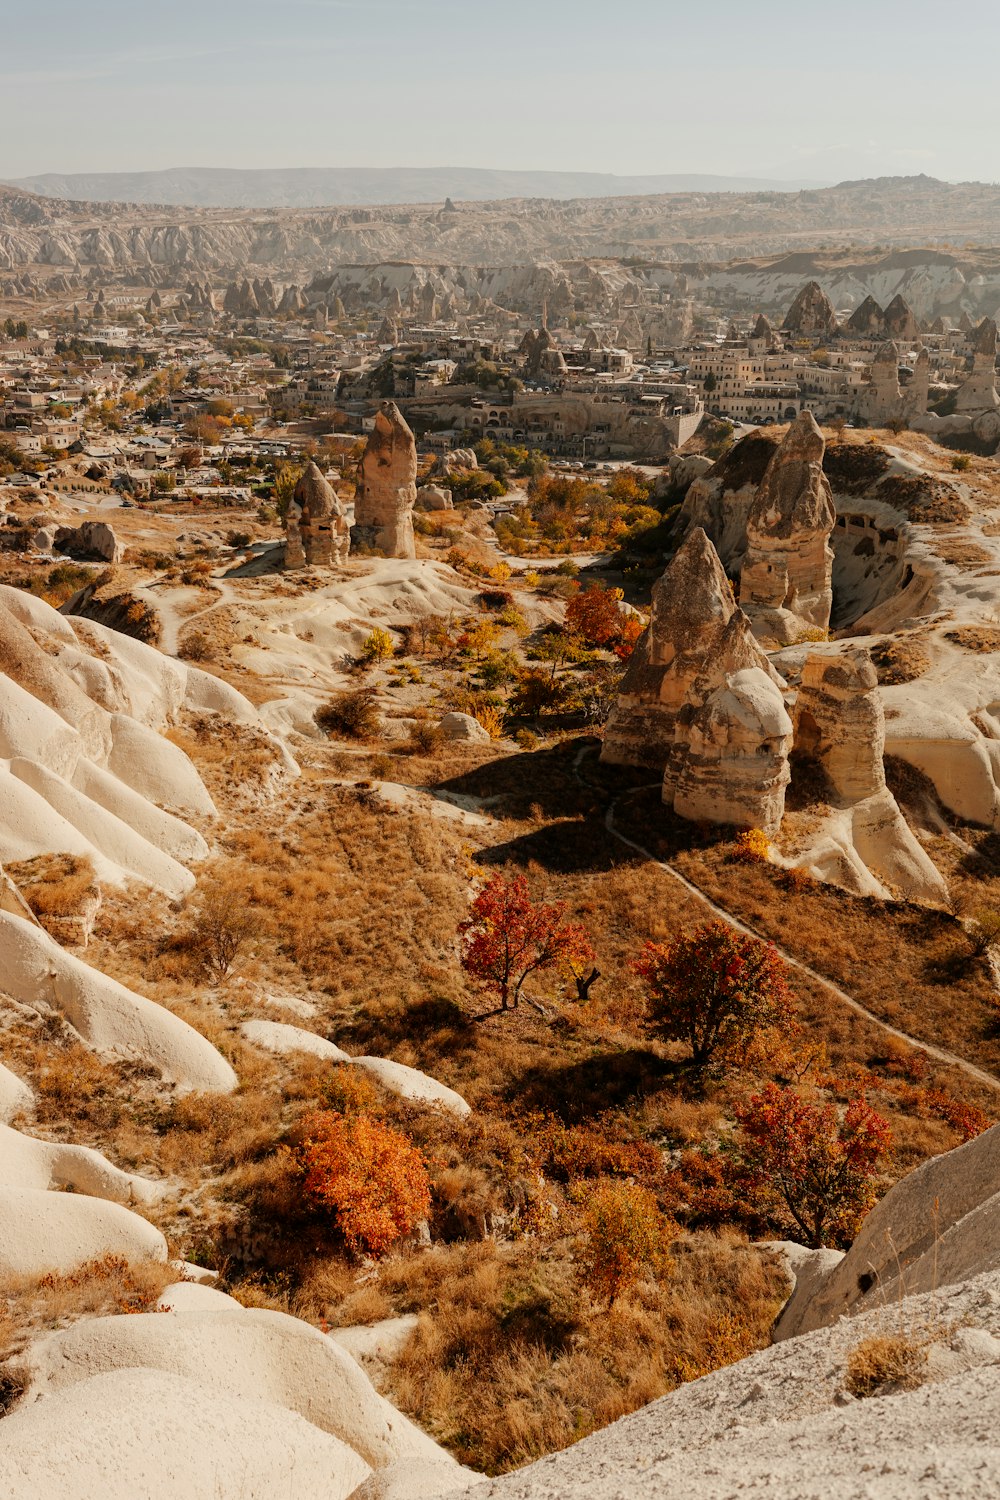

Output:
xmin=905 ymin=344 xmax=931 ymax=416
xmin=791 ymin=647 xmax=948 ymax=903
xmin=672 ymin=611 xmax=792 ymax=836
xmin=845 ymin=295 xmax=884 ymax=336
xmin=352 ymin=403 xmax=418 ymax=559
xmin=883 ymin=292 xmax=919 ymax=341
xmin=415 ymin=484 xmax=453 ymax=511
xmin=53 ymin=521 xmax=123 ymax=565
xmin=285 ymin=462 xmax=349 ymax=569
xmin=738 ymin=411 xmax=835 ymax=643
xmin=600 ymin=528 xmax=735 ymax=771
xmin=781 ymin=281 xmax=837 ymax=337
xmin=776 ymin=1120 xmax=1000 ymax=1341
xmin=794 ymin=647 xmax=885 ymax=803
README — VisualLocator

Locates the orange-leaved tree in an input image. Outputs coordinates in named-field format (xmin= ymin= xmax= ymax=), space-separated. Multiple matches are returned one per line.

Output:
xmin=294 ymin=1111 xmax=431 ymax=1256
xmin=633 ymin=920 xmax=794 ymax=1068
xmin=732 ymin=1084 xmax=891 ymax=1248
xmin=576 ymin=1179 xmax=676 ymax=1304
xmin=565 ymin=584 xmax=644 ymax=660
xmin=459 ymin=872 xmax=595 ymax=1011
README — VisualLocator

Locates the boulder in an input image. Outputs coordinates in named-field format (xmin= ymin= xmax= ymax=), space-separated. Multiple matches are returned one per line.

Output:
xmin=53 ymin=521 xmax=123 ymax=564
xmin=439 ymin=711 xmax=492 ymax=744
xmin=416 ymin=484 xmax=453 ymax=511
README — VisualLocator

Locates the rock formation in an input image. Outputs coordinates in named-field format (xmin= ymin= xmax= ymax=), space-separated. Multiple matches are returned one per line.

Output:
xmin=905 ymin=344 xmax=931 ymax=416
xmin=738 ymin=411 xmax=835 ymax=642
xmin=883 ymin=293 xmax=919 ymax=341
xmin=846 ymin=295 xmax=884 ymax=336
xmin=791 ymin=647 xmax=947 ymax=903
xmin=955 ymin=316 xmax=1000 ymax=413
xmin=352 ymin=402 xmax=418 ymax=559
xmin=600 ymin=527 xmax=735 ymax=771
xmin=53 ymin=521 xmax=123 ymax=565
xmin=671 ymin=611 xmax=792 ymax=836
xmin=855 ymin=339 xmax=901 ymax=426
xmin=781 ymin=281 xmax=837 ymax=337
xmin=285 ymin=462 xmax=349 ymax=569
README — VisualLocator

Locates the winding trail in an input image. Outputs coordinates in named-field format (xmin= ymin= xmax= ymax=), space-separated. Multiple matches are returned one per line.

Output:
xmin=586 ymin=756 xmax=1000 ymax=1096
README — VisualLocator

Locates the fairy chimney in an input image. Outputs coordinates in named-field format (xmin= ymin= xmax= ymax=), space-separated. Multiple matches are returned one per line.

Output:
xmin=600 ymin=527 xmax=734 ymax=771
xmin=672 ymin=611 xmax=792 ymax=836
xmin=285 ymin=462 xmax=349 ymax=569
xmin=352 ymin=401 xmax=418 ymax=559
xmin=793 ymin=647 xmax=885 ymax=803
xmin=738 ymin=411 xmax=836 ymax=643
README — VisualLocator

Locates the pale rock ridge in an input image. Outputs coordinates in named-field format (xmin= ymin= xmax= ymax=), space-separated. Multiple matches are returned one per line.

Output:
xmin=0 ymin=1060 xmax=34 ymax=1123
xmin=0 ymin=908 xmax=238 ymax=1092
xmin=285 ymin=461 xmax=349 ymax=569
xmin=353 ymin=402 xmax=418 ymax=559
xmin=600 ymin=527 xmax=735 ymax=770
xmin=0 ymin=1367 xmax=371 ymax=1500
xmin=0 ymin=1185 xmax=167 ymax=1278
xmin=0 ymin=1121 xmax=167 ymax=1207
xmin=739 ymin=410 xmax=835 ymax=643
xmin=22 ymin=1307 xmax=464 ymax=1473
xmin=239 ymin=1018 xmax=472 ymax=1117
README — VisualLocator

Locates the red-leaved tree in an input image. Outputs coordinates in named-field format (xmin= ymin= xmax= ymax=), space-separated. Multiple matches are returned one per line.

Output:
xmin=459 ymin=872 xmax=595 ymax=1011
xmin=732 ymin=1083 xmax=892 ymax=1248
xmin=633 ymin=921 xmax=794 ymax=1067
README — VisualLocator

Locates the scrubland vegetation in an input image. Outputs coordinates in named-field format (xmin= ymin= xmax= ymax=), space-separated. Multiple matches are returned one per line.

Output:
xmin=5 ymin=688 xmax=996 ymax=1473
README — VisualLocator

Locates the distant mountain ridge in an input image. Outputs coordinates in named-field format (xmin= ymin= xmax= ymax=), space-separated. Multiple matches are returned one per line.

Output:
xmin=7 ymin=165 xmax=828 ymax=209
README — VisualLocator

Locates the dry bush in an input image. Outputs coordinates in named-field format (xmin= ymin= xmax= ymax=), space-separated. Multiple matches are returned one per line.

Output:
xmin=178 ymin=629 xmax=213 ymax=662
xmin=407 ymin=720 xmax=443 ymax=756
xmin=188 ymin=882 xmax=255 ymax=978
xmin=0 ymin=1255 xmax=176 ymax=1366
xmin=315 ymin=687 xmax=382 ymax=741
xmin=843 ymin=1331 xmax=929 ymax=1397
xmin=8 ymin=853 xmax=98 ymax=924
xmin=945 ymin=626 xmax=1000 ymax=653
xmin=869 ymin=637 xmax=932 ymax=684
xmin=293 ymin=1111 xmax=431 ymax=1257
xmin=575 ymin=1179 xmax=677 ymax=1304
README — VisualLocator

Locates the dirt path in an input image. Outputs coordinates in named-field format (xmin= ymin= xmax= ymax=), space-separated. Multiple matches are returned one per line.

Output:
xmin=591 ymin=764 xmax=1000 ymax=1096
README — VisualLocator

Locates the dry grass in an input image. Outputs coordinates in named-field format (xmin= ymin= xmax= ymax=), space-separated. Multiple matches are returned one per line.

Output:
xmin=945 ymin=626 xmax=1000 ymax=653
xmin=0 ymin=1255 xmax=177 ymax=1370
xmin=5 ymin=715 xmax=995 ymax=1473
xmin=376 ymin=1234 xmax=787 ymax=1473
xmin=843 ymin=1331 xmax=929 ymax=1397
xmin=868 ymin=636 xmax=932 ymax=684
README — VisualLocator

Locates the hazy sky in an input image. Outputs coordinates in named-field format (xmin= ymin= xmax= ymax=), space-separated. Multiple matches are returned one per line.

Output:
xmin=2 ymin=0 xmax=999 ymax=182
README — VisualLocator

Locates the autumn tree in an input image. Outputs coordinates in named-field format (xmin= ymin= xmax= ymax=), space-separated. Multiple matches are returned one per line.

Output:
xmin=294 ymin=1111 xmax=431 ymax=1257
xmin=576 ymin=1179 xmax=676 ymax=1304
xmin=459 ymin=873 xmax=595 ymax=1011
xmin=732 ymin=1084 xmax=892 ymax=1247
xmin=565 ymin=585 xmax=645 ymax=661
xmin=633 ymin=921 xmax=794 ymax=1068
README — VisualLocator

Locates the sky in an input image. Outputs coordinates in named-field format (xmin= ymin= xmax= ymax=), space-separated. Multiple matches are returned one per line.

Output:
xmin=2 ymin=0 xmax=999 ymax=183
